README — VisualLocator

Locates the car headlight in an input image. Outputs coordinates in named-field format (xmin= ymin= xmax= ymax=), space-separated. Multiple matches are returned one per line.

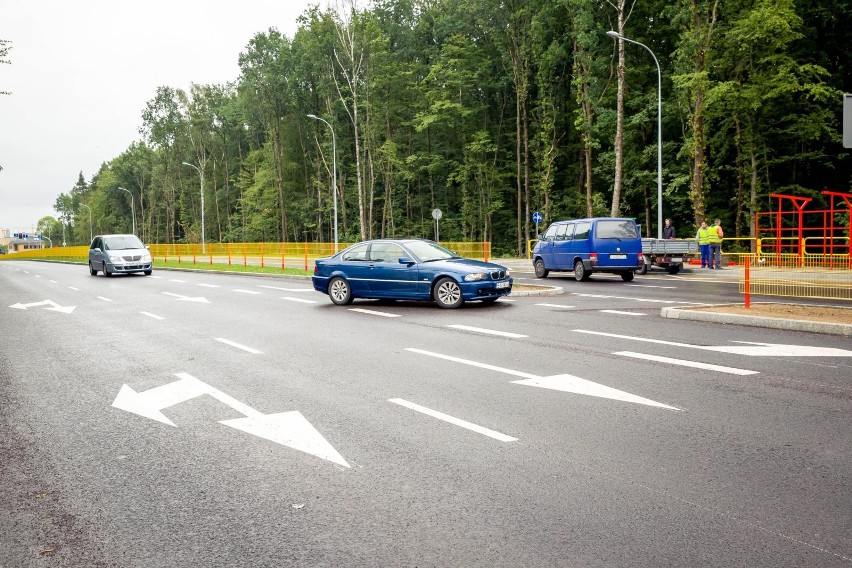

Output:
xmin=109 ymin=255 xmax=123 ymax=263
xmin=142 ymin=253 xmax=152 ymax=262
xmin=463 ymin=273 xmax=487 ymax=282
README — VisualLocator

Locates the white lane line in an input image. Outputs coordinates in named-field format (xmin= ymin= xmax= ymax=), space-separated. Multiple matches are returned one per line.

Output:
xmin=536 ymin=303 xmax=574 ymax=309
xmin=49 ymin=280 xmax=58 ymax=284
xmin=233 ymin=289 xmax=262 ymax=295
xmin=613 ymin=351 xmax=758 ymax=376
xmin=499 ymin=298 xmax=516 ymax=302
xmin=446 ymin=325 xmax=527 ymax=339
xmin=624 ymin=284 xmax=677 ymax=289
xmin=348 ymin=308 xmax=401 ymax=318
xmin=259 ymin=285 xmax=313 ymax=292
xmin=600 ymin=310 xmax=645 ymax=316
xmin=68 ymin=287 xmax=79 ymax=291
xmin=389 ymin=398 xmax=517 ymax=442
xmin=282 ymin=297 xmax=319 ymax=304
xmin=97 ymin=296 xmax=113 ymax=302
xmin=34 ymin=275 xmax=42 ymax=278
xmin=170 ymin=279 xmax=188 ymax=283
xmin=197 ymin=283 xmax=220 ymax=288
xmin=214 ymin=338 xmax=262 ymax=354
xmin=405 ymin=348 xmax=539 ymax=379
xmin=150 ymin=275 xmax=163 ymax=279
xmin=572 ymin=293 xmax=704 ymax=305
xmin=140 ymin=311 xmax=165 ymax=320
xmin=573 ymin=329 xmax=692 ymax=348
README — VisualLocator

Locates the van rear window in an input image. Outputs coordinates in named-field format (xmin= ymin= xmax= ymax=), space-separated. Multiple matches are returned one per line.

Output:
xmin=596 ymin=220 xmax=638 ymax=239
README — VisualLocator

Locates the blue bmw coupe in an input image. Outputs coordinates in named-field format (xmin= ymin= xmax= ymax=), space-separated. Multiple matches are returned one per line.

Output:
xmin=312 ymin=239 xmax=513 ymax=308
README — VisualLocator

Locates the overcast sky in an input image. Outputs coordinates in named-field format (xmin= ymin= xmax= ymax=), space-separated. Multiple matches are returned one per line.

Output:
xmin=0 ymin=0 xmax=320 ymax=232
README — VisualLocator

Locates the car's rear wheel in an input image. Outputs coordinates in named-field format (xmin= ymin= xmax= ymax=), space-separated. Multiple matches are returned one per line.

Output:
xmin=89 ymin=262 xmax=97 ymax=276
xmin=534 ymin=258 xmax=549 ymax=278
xmin=574 ymin=260 xmax=590 ymax=282
xmin=621 ymin=271 xmax=635 ymax=282
xmin=328 ymin=277 xmax=353 ymax=305
xmin=433 ymin=277 xmax=463 ymax=309
xmin=666 ymin=264 xmax=681 ymax=275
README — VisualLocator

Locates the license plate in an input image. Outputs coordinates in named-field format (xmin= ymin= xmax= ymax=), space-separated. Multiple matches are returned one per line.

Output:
xmin=610 ymin=254 xmax=627 ymax=260
xmin=670 ymin=257 xmax=683 ymax=263
xmin=496 ymin=281 xmax=510 ymax=289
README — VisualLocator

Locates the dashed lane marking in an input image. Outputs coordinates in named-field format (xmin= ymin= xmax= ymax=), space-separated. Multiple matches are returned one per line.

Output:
xmin=600 ymin=310 xmax=645 ymax=316
xmin=214 ymin=338 xmax=262 ymax=354
xmin=140 ymin=311 xmax=165 ymax=320
xmin=348 ymin=308 xmax=401 ymax=318
xmin=389 ymin=398 xmax=518 ymax=442
xmin=446 ymin=325 xmax=527 ymax=338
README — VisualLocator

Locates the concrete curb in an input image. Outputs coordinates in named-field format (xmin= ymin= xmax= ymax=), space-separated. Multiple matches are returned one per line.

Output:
xmin=509 ymin=286 xmax=564 ymax=298
xmin=661 ymin=304 xmax=852 ymax=337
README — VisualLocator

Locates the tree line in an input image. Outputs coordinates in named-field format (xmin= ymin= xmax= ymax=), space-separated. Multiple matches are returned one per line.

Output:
xmin=43 ymin=0 xmax=849 ymax=256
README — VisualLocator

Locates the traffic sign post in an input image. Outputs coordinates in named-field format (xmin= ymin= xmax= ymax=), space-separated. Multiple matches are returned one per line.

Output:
xmin=532 ymin=211 xmax=543 ymax=238
xmin=432 ymin=208 xmax=443 ymax=243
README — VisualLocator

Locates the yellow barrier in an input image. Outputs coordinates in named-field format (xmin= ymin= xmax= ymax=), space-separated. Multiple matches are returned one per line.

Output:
xmin=739 ymin=254 xmax=852 ymax=301
xmin=1 ymin=241 xmax=493 ymax=268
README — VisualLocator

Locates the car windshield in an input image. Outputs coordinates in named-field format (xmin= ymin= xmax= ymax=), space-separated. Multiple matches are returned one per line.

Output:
xmin=103 ymin=236 xmax=145 ymax=250
xmin=404 ymin=240 xmax=460 ymax=262
xmin=596 ymin=220 xmax=638 ymax=239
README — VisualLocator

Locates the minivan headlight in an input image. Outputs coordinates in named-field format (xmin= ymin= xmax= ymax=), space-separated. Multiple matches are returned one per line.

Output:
xmin=109 ymin=255 xmax=123 ymax=263
xmin=142 ymin=253 xmax=152 ymax=262
xmin=464 ymin=273 xmax=487 ymax=282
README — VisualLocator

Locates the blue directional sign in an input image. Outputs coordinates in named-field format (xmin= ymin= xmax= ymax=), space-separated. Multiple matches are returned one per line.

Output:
xmin=532 ymin=211 xmax=543 ymax=223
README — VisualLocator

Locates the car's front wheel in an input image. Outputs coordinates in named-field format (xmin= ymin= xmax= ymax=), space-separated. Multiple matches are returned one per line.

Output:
xmin=534 ymin=258 xmax=549 ymax=278
xmin=102 ymin=263 xmax=112 ymax=277
xmin=433 ymin=277 xmax=463 ymax=309
xmin=89 ymin=262 xmax=97 ymax=276
xmin=143 ymin=269 xmax=152 ymax=276
xmin=328 ymin=277 xmax=353 ymax=305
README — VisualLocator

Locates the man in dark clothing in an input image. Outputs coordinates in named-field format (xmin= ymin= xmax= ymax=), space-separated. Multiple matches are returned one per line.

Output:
xmin=663 ymin=218 xmax=676 ymax=239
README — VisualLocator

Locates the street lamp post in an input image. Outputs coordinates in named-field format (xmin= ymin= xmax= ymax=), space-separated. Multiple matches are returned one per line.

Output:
xmin=117 ymin=186 xmax=136 ymax=236
xmin=181 ymin=162 xmax=205 ymax=254
xmin=607 ymin=30 xmax=663 ymax=240
xmin=307 ymin=114 xmax=339 ymax=254
xmin=80 ymin=204 xmax=93 ymax=243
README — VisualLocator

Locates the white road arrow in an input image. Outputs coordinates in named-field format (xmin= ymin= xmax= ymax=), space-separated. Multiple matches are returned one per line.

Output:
xmin=572 ymin=330 xmax=852 ymax=358
xmin=8 ymin=299 xmax=76 ymax=314
xmin=112 ymin=373 xmax=348 ymax=467
xmin=161 ymin=292 xmax=210 ymax=303
xmin=406 ymin=348 xmax=680 ymax=411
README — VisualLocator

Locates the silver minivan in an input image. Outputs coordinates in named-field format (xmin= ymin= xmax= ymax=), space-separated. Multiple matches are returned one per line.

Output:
xmin=88 ymin=234 xmax=153 ymax=276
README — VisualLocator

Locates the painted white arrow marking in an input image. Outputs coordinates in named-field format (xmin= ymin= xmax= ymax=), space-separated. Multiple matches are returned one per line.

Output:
xmin=220 ymin=412 xmax=350 ymax=468
xmin=406 ymin=348 xmax=679 ymax=410
xmin=573 ymin=330 xmax=852 ymax=358
xmin=8 ymin=300 xmax=76 ymax=313
xmin=162 ymin=292 xmax=210 ymax=303
xmin=512 ymin=375 xmax=681 ymax=411
xmin=112 ymin=373 xmax=348 ymax=467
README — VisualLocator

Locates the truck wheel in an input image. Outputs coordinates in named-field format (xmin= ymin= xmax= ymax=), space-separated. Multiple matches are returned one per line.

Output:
xmin=574 ymin=260 xmax=590 ymax=282
xmin=667 ymin=264 xmax=681 ymax=275
xmin=534 ymin=258 xmax=549 ymax=278
xmin=635 ymin=263 xmax=648 ymax=275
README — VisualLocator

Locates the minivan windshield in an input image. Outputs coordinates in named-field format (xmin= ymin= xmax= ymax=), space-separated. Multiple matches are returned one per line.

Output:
xmin=596 ymin=220 xmax=639 ymax=239
xmin=103 ymin=235 xmax=145 ymax=250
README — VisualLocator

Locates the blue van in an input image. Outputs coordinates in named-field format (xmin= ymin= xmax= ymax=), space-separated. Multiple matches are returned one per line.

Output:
xmin=532 ymin=217 xmax=643 ymax=281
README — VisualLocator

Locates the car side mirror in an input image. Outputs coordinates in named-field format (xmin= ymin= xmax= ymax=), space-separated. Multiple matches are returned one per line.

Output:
xmin=398 ymin=257 xmax=414 ymax=264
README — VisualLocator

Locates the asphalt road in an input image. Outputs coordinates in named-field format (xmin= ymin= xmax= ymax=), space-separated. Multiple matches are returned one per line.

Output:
xmin=1 ymin=260 xmax=850 ymax=567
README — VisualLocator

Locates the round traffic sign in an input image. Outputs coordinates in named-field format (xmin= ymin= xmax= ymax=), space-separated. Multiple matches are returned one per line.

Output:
xmin=532 ymin=211 xmax=543 ymax=223
xmin=432 ymin=208 xmax=443 ymax=221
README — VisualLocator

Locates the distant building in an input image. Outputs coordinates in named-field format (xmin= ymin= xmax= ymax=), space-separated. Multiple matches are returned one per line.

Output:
xmin=0 ymin=231 xmax=47 ymax=253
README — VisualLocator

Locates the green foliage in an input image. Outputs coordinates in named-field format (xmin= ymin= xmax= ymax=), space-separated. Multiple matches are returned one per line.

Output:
xmin=44 ymin=0 xmax=849 ymax=255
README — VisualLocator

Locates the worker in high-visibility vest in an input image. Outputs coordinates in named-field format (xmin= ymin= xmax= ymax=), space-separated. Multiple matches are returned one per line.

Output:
xmin=695 ymin=221 xmax=712 ymax=268
xmin=707 ymin=218 xmax=724 ymax=269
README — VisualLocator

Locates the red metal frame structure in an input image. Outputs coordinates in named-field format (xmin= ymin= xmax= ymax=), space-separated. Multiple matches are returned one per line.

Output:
xmin=754 ymin=191 xmax=852 ymax=268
